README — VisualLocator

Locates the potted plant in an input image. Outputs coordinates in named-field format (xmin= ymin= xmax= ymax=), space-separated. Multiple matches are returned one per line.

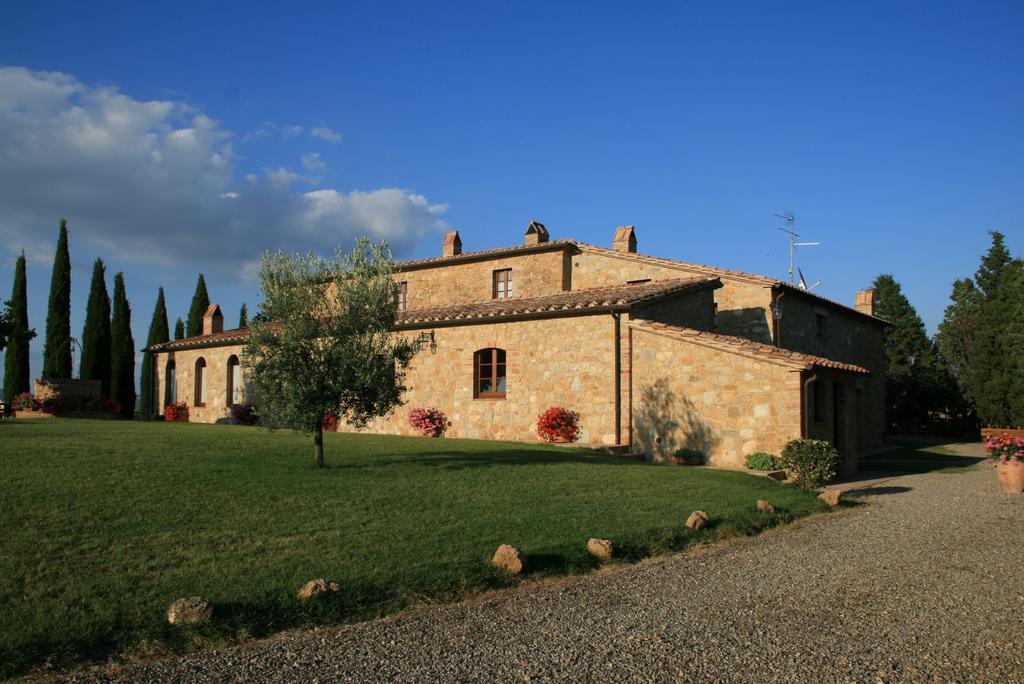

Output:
xmin=12 ymin=392 xmax=37 ymax=414
xmin=985 ymin=434 xmax=1024 ymax=493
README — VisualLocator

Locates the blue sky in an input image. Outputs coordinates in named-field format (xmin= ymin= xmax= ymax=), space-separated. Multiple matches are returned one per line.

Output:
xmin=1 ymin=1 xmax=1022 ymax=384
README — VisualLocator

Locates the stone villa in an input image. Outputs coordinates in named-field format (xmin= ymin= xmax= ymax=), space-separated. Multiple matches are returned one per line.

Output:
xmin=147 ymin=223 xmax=886 ymax=471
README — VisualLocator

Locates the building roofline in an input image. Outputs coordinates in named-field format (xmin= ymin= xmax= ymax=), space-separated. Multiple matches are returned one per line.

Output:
xmin=395 ymin=239 xmax=575 ymax=272
xmin=147 ymin=278 xmax=720 ymax=351
xmin=628 ymin=319 xmax=871 ymax=374
xmin=574 ymin=242 xmax=889 ymax=326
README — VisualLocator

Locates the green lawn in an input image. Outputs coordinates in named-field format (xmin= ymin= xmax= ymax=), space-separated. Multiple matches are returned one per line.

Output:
xmin=0 ymin=419 xmax=826 ymax=677
xmin=860 ymin=441 xmax=984 ymax=474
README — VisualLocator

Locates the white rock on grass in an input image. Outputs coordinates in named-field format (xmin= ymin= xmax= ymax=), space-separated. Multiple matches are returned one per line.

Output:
xmin=167 ymin=597 xmax=213 ymax=626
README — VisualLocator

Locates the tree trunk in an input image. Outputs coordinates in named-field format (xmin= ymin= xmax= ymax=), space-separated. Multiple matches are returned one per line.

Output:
xmin=314 ymin=425 xmax=325 ymax=468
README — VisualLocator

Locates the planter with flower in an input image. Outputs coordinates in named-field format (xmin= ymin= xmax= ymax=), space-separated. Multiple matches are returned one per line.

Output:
xmin=536 ymin=406 xmax=581 ymax=444
xmin=409 ymin=407 xmax=447 ymax=438
xmin=322 ymin=413 xmax=339 ymax=432
xmin=12 ymin=392 xmax=38 ymax=414
xmin=985 ymin=433 xmax=1024 ymax=493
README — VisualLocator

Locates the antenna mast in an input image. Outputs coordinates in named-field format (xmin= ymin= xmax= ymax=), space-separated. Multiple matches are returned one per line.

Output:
xmin=774 ymin=213 xmax=820 ymax=285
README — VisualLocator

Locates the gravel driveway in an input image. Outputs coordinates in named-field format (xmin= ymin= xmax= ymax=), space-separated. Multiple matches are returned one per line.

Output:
xmin=69 ymin=456 xmax=1023 ymax=683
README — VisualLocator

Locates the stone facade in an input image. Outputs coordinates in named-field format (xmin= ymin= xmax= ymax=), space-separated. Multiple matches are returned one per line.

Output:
xmin=155 ymin=346 xmax=249 ymax=424
xmin=148 ymin=225 xmax=886 ymax=470
xmin=629 ymin=322 xmax=802 ymax=468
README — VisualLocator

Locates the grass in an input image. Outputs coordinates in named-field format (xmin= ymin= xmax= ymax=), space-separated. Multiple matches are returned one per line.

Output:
xmin=860 ymin=440 xmax=984 ymax=474
xmin=0 ymin=419 xmax=826 ymax=677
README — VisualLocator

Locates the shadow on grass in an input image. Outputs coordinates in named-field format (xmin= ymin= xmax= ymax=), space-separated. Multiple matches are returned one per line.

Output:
xmin=326 ymin=448 xmax=637 ymax=470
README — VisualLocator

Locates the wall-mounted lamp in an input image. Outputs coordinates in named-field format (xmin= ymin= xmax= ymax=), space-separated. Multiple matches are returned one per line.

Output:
xmin=415 ymin=330 xmax=436 ymax=354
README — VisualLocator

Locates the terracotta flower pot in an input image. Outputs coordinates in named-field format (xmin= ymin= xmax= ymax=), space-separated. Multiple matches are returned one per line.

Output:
xmin=995 ymin=462 xmax=1024 ymax=494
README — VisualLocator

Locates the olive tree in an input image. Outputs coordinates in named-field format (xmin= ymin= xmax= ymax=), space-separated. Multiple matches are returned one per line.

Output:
xmin=243 ymin=239 xmax=416 ymax=467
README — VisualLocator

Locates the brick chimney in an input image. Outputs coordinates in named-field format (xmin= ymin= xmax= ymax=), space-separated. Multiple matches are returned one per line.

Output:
xmin=442 ymin=230 xmax=462 ymax=257
xmin=202 ymin=304 xmax=224 ymax=336
xmin=613 ymin=225 xmax=637 ymax=253
xmin=855 ymin=289 xmax=875 ymax=316
xmin=524 ymin=220 xmax=549 ymax=246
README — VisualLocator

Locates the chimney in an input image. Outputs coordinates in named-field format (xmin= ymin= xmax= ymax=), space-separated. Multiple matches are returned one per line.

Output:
xmin=855 ymin=289 xmax=875 ymax=317
xmin=612 ymin=225 xmax=637 ymax=253
xmin=524 ymin=220 xmax=549 ymax=246
xmin=442 ymin=230 xmax=462 ymax=257
xmin=202 ymin=304 xmax=224 ymax=336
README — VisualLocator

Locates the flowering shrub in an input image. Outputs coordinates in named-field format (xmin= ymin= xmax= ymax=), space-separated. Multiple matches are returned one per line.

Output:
xmin=536 ymin=406 xmax=581 ymax=443
xmin=165 ymin=402 xmax=189 ymax=422
xmin=12 ymin=392 xmax=37 ymax=411
xmin=985 ymin=434 xmax=1024 ymax=465
xmin=409 ymin=407 xmax=447 ymax=437
xmin=40 ymin=393 xmax=79 ymax=415
xmin=322 ymin=413 xmax=339 ymax=432
xmin=745 ymin=452 xmax=783 ymax=471
xmin=231 ymin=403 xmax=260 ymax=426
xmin=780 ymin=438 xmax=839 ymax=490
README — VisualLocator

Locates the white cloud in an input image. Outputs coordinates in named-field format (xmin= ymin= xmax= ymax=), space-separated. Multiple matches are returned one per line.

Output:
xmin=0 ymin=67 xmax=448 ymax=276
xmin=310 ymin=126 xmax=342 ymax=143
xmin=282 ymin=124 xmax=303 ymax=138
xmin=301 ymin=152 xmax=326 ymax=172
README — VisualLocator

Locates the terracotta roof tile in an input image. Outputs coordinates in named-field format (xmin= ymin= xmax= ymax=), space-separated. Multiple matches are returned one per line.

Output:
xmin=148 ymin=278 xmax=719 ymax=351
xmin=397 ymin=239 xmax=575 ymax=270
xmin=629 ymin=319 xmax=870 ymax=374
xmin=574 ymin=242 xmax=889 ymax=325
xmin=394 ymin=277 xmax=719 ymax=327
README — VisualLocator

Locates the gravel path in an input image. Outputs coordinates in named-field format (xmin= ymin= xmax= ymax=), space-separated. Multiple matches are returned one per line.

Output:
xmin=70 ymin=457 xmax=1024 ymax=683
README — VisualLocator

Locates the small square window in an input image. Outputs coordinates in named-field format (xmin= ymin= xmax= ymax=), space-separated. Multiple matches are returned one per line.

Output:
xmin=492 ymin=269 xmax=512 ymax=299
xmin=397 ymin=281 xmax=408 ymax=311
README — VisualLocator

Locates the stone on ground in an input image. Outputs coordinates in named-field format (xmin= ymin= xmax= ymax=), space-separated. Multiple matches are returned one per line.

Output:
xmin=685 ymin=511 xmax=709 ymax=529
xmin=492 ymin=544 xmax=526 ymax=574
xmin=818 ymin=489 xmax=842 ymax=506
xmin=757 ymin=499 xmax=775 ymax=514
xmin=167 ymin=597 xmax=213 ymax=626
xmin=297 ymin=579 xmax=341 ymax=600
xmin=587 ymin=538 xmax=615 ymax=559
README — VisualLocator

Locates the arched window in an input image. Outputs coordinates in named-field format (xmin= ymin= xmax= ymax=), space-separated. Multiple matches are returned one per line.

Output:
xmin=474 ymin=348 xmax=506 ymax=399
xmin=226 ymin=355 xmax=242 ymax=406
xmin=194 ymin=357 xmax=207 ymax=407
xmin=164 ymin=359 xmax=176 ymax=407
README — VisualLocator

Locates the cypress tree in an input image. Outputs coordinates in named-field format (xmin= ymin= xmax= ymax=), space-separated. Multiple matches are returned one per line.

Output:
xmin=239 ymin=303 xmax=248 ymax=328
xmin=186 ymin=274 xmax=210 ymax=337
xmin=937 ymin=231 xmax=1024 ymax=427
xmin=80 ymin=258 xmax=112 ymax=396
xmin=970 ymin=232 xmax=1022 ymax=426
xmin=872 ymin=274 xmax=933 ymax=429
xmin=42 ymin=220 xmax=72 ymax=378
xmin=139 ymin=288 xmax=169 ymax=418
xmin=174 ymin=318 xmax=185 ymax=340
xmin=109 ymin=273 xmax=135 ymax=418
xmin=3 ymin=252 xmax=36 ymax=404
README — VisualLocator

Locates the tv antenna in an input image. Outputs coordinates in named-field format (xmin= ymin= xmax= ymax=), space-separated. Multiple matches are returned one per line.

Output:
xmin=774 ymin=213 xmax=820 ymax=285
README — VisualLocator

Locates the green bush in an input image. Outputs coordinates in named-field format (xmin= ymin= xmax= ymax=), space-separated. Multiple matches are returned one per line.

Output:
xmin=744 ymin=451 xmax=782 ymax=471
xmin=672 ymin=448 xmax=703 ymax=464
xmin=780 ymin=439 xmax=840 ymax=489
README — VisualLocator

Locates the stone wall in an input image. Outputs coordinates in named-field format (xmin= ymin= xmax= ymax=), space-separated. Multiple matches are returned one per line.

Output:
xmin=569 ymin=249 xmax=776 ymax=341
xmin=355 ymin=313 xmax=621 ymax=445
xmin=628 ymin=323 xmax=804 ymax=467
xmin=776 ymin=291 xmax=886 ymax=451
xmin=155 ymin=345 xmax=249 ymax=423
xmin=397 ymin=250 xmax=569 ymax=309
xmin=632 ymin=287 xmax=716 ymax=331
